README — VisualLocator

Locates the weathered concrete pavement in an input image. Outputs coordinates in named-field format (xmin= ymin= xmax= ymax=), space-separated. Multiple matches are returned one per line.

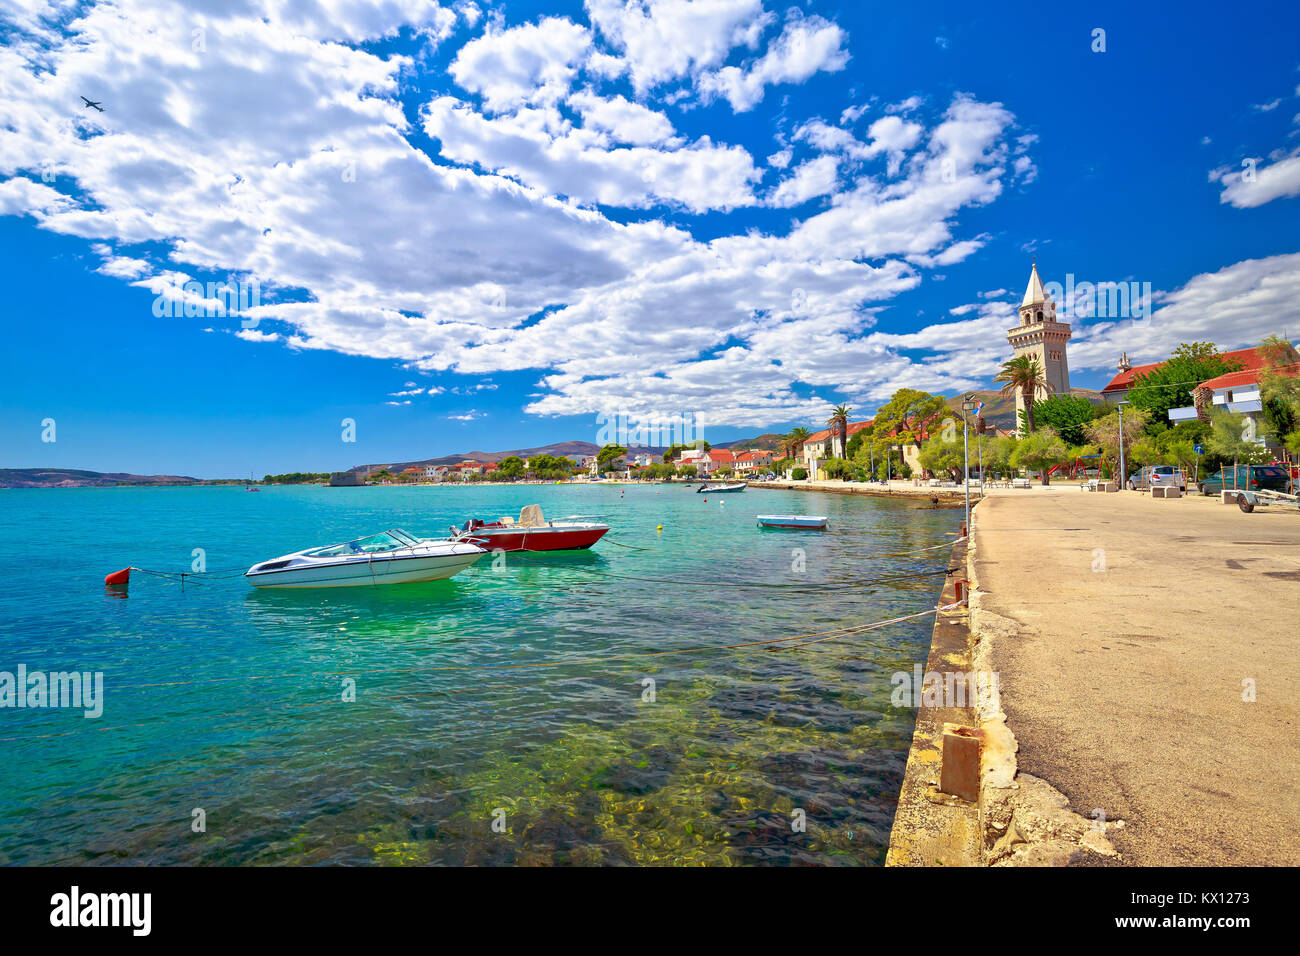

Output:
xmin=972 ymin=488 xmax=1300 ymax=865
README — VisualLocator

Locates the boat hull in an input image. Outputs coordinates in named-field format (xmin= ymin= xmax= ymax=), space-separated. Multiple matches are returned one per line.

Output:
xmin=246 ymin=549 xmax=483 ymax=589
xmin=464 ymin=525 xmax=609 ymax=553
xmin=757 ymin=515 xmax=829 ymax=530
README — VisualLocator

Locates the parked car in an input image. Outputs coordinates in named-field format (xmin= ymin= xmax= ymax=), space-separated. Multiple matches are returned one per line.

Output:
xmin=1126 ymin=465 xmax=1187 ymax=492
xmin=1198 ymin=464 xmax=1291 ymax=495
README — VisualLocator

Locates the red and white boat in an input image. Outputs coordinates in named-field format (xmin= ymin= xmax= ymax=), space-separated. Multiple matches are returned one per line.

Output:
xmin=445 ymin=505 xmax=609 ymax=553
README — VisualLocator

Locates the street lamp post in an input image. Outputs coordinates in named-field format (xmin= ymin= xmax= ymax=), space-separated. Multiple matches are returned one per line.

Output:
xmin=1118 ymin=400 xmax=1130 ymax=490
xmin=961 ymin=396 xmax=978 ymax=533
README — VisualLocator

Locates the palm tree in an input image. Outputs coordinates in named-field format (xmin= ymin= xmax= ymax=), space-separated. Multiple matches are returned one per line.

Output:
xmin=994 ymin=355 xmax=1054 ymax=433
xmin=825 ymin=404 xmax=852 ymax=458
xmin=1192 ymin=384 xmax=1213 ymax=423
xmin=789 ymin=426 xmax=812 ymax=461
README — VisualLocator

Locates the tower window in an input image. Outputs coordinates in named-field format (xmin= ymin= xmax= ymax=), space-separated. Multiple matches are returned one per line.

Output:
xmin=1036 ymin=310 xmax=1043 ymax=323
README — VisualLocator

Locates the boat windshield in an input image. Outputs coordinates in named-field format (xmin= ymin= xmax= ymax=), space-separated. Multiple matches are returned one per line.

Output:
xmin=304 ymin=531 xmax=410 ymax=558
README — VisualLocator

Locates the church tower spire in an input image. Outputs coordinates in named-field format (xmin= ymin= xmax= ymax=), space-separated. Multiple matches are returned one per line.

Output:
xmin=1006 ymin=262 xmax=1072 ymax=432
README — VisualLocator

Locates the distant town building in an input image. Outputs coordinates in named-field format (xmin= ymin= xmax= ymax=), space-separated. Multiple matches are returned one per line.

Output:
xmin=733 ymin=450 xmax=775 ymax=473
xmin=328 ymin=471 xmax=363 ymax=486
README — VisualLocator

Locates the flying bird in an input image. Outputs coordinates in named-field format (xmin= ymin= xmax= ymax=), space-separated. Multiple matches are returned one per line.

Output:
xmin=80 ymin=96 xmax=104 ymax=112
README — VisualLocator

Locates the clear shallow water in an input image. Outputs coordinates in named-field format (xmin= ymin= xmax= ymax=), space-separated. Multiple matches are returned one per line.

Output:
xmin=0 ymin=484 xmax=958 ymax=865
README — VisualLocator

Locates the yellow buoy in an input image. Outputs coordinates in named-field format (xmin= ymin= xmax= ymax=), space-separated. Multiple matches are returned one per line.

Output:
xmin=656 ymin=524 xmax=663 ymax=531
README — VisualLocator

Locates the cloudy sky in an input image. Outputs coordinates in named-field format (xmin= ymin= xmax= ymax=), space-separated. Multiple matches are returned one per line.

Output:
xmin=2 ymin=0 xmax=1299 ymax=476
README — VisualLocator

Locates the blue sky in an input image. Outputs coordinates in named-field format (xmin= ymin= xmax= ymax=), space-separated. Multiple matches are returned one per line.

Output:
xmin=2 ymin=0 xmax=1299 ymax=477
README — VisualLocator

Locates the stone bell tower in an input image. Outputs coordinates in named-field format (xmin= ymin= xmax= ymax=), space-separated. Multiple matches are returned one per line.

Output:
xmin=1006 ymin=262 xmax=1072 ymax=430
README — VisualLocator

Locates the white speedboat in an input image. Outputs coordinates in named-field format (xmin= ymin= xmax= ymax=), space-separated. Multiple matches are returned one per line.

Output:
xmin=245 ymin=529 xmax=485 ymax=589
xmin=696 ymin=481 xmax=747 ymax=493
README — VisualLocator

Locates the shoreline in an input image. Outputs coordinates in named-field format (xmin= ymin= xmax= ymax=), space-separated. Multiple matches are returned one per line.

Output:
xmin=752 ymin=478 xmax=973 ymax=508
xmin=890 ymin=488 xmax=1300 ymax=866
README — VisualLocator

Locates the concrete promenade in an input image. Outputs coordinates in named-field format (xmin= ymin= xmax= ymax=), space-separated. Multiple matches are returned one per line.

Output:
xmin=971 ymin=487 xmax=1300 ymax=864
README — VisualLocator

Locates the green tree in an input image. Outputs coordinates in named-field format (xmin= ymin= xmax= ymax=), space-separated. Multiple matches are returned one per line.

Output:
xmin=1023 ymin=394 xmax=1098 ymax=446
xmin=994 ymin=355 xmax=1052 ymax=433
xmin=864 ymin=388 xmax=953 ymax=475
xmin=788 ymin=427 xmax=811 ymax=456
xmin=1010 ymin=428 xmax=1069 ymax=484
xmin=1207 ymin=410 xmax=1272 ymax=485
xmin=1128 ymin=341 xmax=1239 ymax=429
xmin=679 ymin=465 xmax=697 ymax=479
xmin=497 ymin=456 xmax=525 ymax=480
xmin=822 ymin=458 xmax=851 ymax=480
xmin=596 ymin=444 xmax=627 ymax=473
xmin=981 ymin=435 xmax=1019 ymax=479
xmin=917 ymin=435 xmax=964 ymax=481
xmin=1084 ymin=408 xmax=1150 ymax=480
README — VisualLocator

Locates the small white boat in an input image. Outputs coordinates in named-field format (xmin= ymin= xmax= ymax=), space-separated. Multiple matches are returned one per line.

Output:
xmin=696 ymin=481 xmax=747 ymax=493
xmin=246 ymin=529 xmax=485 ymax=588
xmin=757 ymin=514 xmax=829 ymax=530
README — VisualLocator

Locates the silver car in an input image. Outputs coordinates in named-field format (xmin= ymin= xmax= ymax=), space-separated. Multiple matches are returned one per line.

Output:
xmin=1126 ymin=465 xmax=1187 ymax=492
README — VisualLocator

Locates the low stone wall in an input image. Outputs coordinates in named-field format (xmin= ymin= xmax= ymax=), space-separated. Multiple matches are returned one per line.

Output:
xmin=885 ymin=537 xmax=982 ymax=866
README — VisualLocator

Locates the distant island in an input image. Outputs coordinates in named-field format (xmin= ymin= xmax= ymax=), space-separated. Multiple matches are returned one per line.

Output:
xmin=0 ymin=468 xmax=206 ymax=489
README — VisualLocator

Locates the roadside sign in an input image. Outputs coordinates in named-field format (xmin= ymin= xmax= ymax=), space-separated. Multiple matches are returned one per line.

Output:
xmin=1194 ymin=444 xmax=1203 ymax=455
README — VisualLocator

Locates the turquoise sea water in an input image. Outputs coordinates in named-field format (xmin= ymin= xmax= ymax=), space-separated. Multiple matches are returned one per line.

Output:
xmin=0 ymin=484 xmax=958 ymax=865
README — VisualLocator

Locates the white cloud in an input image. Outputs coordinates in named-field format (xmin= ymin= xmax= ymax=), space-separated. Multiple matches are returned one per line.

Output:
xmin=766 ymin=148 xmax=792 ymax=169
xmin=697 ymin=14 xmax=848 ymax=112
xmin=423 ymin=96 xmax=759 ymax=211
xmin=236 ymin=328 xmax=281 ymax=343
xmin=1212 ymin=150 xmax=1300 ymax=208
xmin=793 ymin=114 xmax=922 ymax=175
xmin=584 ymin=0 xmax=772 ymax=93
xmin=567 ymin=90 xmax=676 ymax=145
xmin=766 ymin=155 xmax=838 ymax=207
xmin=449 ymin=16 xmax=592 ymax=111
xmin=1068 ymin=253 xmax=1300 ymax=372
xmin=0 ymin=2 xmax=1049 ymax=427
xmin=1253 ymin=98 xmax=1281 ymax=112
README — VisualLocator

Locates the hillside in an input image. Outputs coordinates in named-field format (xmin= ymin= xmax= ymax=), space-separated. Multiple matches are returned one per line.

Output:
xmin=0 ymin=468 xmax=203 ymax=489
xmin=714 ymin=432 xmax=785 ymax=452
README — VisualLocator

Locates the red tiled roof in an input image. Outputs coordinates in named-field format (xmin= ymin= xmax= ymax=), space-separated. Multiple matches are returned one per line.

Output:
xmin=805 ymin=419 xmax=873 ymax=443
xmin=706 ymin=449 xmax=735 ymax=463
xmin=1101 ymin=347 xmax=1279 ymax=394
xmin=1198 ymin=365 xmax=1298 ymax=392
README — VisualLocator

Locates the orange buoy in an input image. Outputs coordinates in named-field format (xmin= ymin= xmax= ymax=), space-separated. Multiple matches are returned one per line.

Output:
xmin=105 ymin=567 xmax=131 ymax=586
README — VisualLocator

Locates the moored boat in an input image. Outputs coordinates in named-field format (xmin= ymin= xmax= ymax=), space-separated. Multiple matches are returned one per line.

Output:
xmin=696 ymin=481 xmax=747 ymax=493
xmin=450 ymin=505 xmax=609 ymax=552
xmin=757 ymin=514 xmax=829 ymax=530
xmin=246 ymin=529 xmax=485 ymax=588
